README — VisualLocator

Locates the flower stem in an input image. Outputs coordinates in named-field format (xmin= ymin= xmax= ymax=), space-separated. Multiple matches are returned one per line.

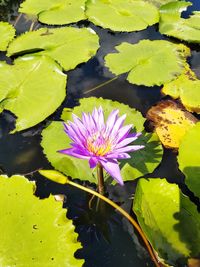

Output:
xmin=68 ymin=180 xmax=161 ymax=267
xmin=97 ymin=164 xmax=105 ymax=195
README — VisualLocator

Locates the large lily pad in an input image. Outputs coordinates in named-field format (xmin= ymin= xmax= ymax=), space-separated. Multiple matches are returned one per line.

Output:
xmin=19 ymin=0 xmax=86 ymax=25
xmin=146 ymin=100 xmax=198 ymax=149
xmin=105 ymin=40 xmax=190 ymax=86
xmin=159 ymin=1 xmax=200 ymax=43
xmin=178 ymin=122 xmax=200 ymax=199
xmin=0 ymin=175 xmax=84 ymax=266
xmin=86 ymin=0 xmax=159 ymax=32
xmin=162 ymin=66 xmax=200 ymax=113
xmin=0 ymin=21 xmax=15 ymax=51
xmin=133 ymin=178 xmax=200 ymax=265
xmin=7 ymin=27 xmax=99 ymax=71
xmin=0 ymin=55 xmax=66 ymax=132
xmin=41 ymin=97 xmax=156 ymax=183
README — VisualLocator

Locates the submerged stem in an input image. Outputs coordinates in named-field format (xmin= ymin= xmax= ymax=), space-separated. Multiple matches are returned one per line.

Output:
xmin=29 ymin=21 xmax=35 ymax=31
xmin=97 ymin=164 xmax=105 ymax=195
xmin=13 ymin=13 xmax=22 ymax=27
xmin=83 ymin=76 xmax=119 ymax=95
xmin=68 ymin=180 xmax=161 ymax=267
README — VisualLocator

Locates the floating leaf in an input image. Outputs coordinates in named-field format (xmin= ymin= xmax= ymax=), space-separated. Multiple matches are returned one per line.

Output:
xmin=105 ymin=40 xmax=190 ymax=86
xmin=146 ymin=100 xmax=197 ymax=149
xmin=159 ymin=1 xmax=200 ymax=43
xmin=0 ymin=175 xmax=83 ymax=266
xmin=0 ymin=21 xmax=15 ymax=51
xmin=86 ymin=0 xmax=159 ymax=32
xmin=19 ymin=0 xmax=86 ymax=25
xmin=178 ymin=122 xmax=200 ymax=199
xmin=133 ymin=178 xmax=200 ymax=265
xmin=162 ymin=66 xmax=200 ymax=113
xmin=0 ymin=55 xmax=66 ymax=132
xmin=41 ymin=97 xmax=147 ymax=183
xmin=7 ymin=27 xmax=99 ymax=71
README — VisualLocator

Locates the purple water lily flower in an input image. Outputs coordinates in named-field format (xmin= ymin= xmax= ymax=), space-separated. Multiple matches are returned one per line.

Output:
xmin=58 ymin=107 xmax=144 ymax=185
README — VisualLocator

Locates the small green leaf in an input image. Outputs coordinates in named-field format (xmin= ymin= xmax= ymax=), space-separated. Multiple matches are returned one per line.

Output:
xmin=159 ymin=1 xmax=200 ymax=43
xmin=39 ymin=169 xmax=69 ymax=184
xmin=105 ymin=40 xmax=190 ymax=86
xmin=86 ymin=0 xmax=159 ymax=32
xmin=133 ymin=178 xmax=200 ymax=265
xmin=0 ymin=175 xmax=84 ymax=266
xmin=41 ymin=97 xmax=146 ymax=183
xmin=0 ymin=21 xmax=15 ymax=51
xmin=19 ymin=0 xmax=86 ymax=25
xmin=162 ymin=66 xmax=200 ymax=113
xmin=178 ymin=122 xmax=200 ymax=199
xmin=7 ymin=27 xmax=99 ymax=71
xmin=0 ymin=55 xmax=66 ymax=132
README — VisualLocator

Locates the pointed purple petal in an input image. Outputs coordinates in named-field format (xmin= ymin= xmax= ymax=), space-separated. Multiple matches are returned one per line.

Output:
xmin=89 ymin=157 xmax=98 ymax=168
xmin=115 ymin=133 xmax=141 ymax=149
xmin=100 ymin=159 xmax=124 ymax=185
xmin=105 ymin=109 xmax=119 ymax=134
xmin=98 ymin=106 xmax=105 ymax=130
xmin=110 ymin=114 xmax=127 ymax=137
xmin=115 ymin=124 xmax=133 ymax=143
xmin=114 ymin=145 xmax=145 ymax=154
xmin=105 ymin=152 xmax=131 ymax=159
xmin=58 ymin=147 xmax=89 ymax=159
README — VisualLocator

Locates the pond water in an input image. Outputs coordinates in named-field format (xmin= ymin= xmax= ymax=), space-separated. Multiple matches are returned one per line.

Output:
xmin=0 ymin=1 xmax=200 ymax=266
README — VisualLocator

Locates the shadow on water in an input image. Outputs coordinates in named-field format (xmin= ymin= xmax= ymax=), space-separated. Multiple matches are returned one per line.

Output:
xmin=0 ymin=0 xmax=200 ymax=266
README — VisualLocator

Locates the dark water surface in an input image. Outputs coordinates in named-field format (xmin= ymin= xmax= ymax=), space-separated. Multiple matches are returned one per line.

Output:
xmin=0 ymin=1 xmax=200 ymax=266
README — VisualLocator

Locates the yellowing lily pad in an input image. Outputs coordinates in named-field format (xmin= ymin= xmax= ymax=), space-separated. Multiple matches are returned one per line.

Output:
xmin=162 ymin=66 xmax=200 ymax=114
xmin=0 ymin=175 xmax=83 ymax=267
xmin=146 ymin=100 xmax=197 ymax=149
xmin=105 ymin=40 xmax=190 ymax=86
xmin=86 ymin=0 xmax=159 ymax=32
xmin=19 ymin=0 xmax=86 ymax=25
xmin=0 ymin=21 xmax=15 ymax=51
xmin=7 ymin=27 xmax=99 ymax=71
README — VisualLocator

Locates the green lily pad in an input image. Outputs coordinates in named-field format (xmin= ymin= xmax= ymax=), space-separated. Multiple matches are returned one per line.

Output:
xmin=7 ymin=27 xmax=99 ymax=71
xmin=0 ymin=175 xmax=83 ymax=267
xmin=0 ymin=21 xmax=15 ymax=51
xmin=178 ymin=123 xmax=200 ymax=199
xmin=19 ymin=0 xmax=86 ymax=25
xmin=41 ymin=97 xmax=148 ymax=183
xmin=0 ymin=55 xmax=66 ymax=132
xmin=105 ymin=40 xmax=190 ymax=86
xmin=133 ymin=178 xmax=200 ymax=265
xmin=159 ymin=1 xmax=200 ymax=43
xmin=86 ymin=0 xmax=159 ymax=32
xmin=162 ymin=67 xmax=200 ymax=113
